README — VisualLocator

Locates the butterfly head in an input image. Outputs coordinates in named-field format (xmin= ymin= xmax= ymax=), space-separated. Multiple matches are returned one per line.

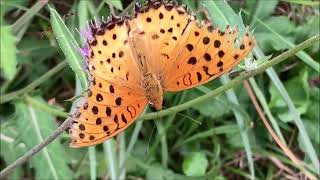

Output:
xmin=150 ymin=96 xmax=163 ymax=110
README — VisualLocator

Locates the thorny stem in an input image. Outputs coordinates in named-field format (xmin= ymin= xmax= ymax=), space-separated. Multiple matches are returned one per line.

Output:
xmin=0 ymin=35 xmax=319 ymax=178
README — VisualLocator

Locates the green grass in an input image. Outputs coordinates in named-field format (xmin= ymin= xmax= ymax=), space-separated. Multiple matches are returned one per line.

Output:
xmin=0 ymin=0 xmax=319 ymax=179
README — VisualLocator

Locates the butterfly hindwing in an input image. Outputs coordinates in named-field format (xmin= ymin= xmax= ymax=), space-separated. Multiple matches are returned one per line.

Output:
xmin=70 ymin=19 xmax=148 ymax=148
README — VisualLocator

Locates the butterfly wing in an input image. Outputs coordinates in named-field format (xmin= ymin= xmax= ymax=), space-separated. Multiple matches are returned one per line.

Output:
xmin=162 ymin=19 xmax=256 ymax=91
xmin=127 ymin=3 xmax=190 ymax=76
xmin=126 ymin=2 xmax=255 ymax=92
xmin=70 ymin=20 xmax=148 ymax=148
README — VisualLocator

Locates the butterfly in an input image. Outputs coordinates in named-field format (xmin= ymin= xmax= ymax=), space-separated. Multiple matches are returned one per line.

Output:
xmin=69 ymin=0 xmax=255 ymax=148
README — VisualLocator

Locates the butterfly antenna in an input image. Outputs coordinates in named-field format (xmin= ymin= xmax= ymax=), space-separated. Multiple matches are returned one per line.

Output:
xmin=177 ymin=112 xmax=201 ymax=125
xmin=64 ymin=89 xmax=89 ymax=102
xmin=145 ymin=123 xmax=156 ymax=155
xmin=239 ymin=8 xmax=244 ymax=20
xmin=64 ymin=94 xmax=84 ymax=102
xmin=163 ymin=105 xmax=202 ymax=125
xmin=252 ymin=27 xmax=256 ymax=33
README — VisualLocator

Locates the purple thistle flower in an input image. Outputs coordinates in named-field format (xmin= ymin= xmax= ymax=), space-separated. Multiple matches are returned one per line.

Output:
xmin=79 ymin=44 xmax=90 ymax=58
xmin=80 ymin=25 xmax=93 ymax=43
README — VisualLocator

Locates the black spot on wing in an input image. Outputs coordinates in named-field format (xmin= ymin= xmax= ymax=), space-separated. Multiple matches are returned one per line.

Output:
xmin=203 ymin=66 xmax=214 ymax=77
xmin=121 ymin=114 xmax=127 ymax=124
xmin=196 ymin=72 xmax=202 ymax=82
xmin=127 ymin=106 xmax=137 ymax=118
xmin=115 ymin=97 xmax=122 ymax=106
xmin=183 ymin=73 xmax=192 ymax=86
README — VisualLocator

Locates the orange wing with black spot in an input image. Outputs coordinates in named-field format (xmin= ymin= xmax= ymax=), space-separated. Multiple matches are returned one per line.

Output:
xmin=125 ymin=1 xmax=255 ymax=91
xmin=70 ymin=17 xmax=148 ymax=148
xmin=127 ymin=2 xmax=190 ymax=76
xmin=162 ymin=20 xmax=255 ymax=91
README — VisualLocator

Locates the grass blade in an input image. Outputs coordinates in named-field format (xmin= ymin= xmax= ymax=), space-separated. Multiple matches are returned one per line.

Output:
xmin=103 ymin=141 xmax=117 ymax=180
xmin=78 ymin=0 xmax=89 ymax=45
xmin=155 ymin=121 xmax=168 ymax=168
xmin=221 ymin=76 xmax=255 ymax=179
xmin=11 ymin=0 xmax=48 ymax=35
xmin=175 ymin=124 xmax=239 ymax=148
xmin=28 ymin=106 xmax=58 ymax=180
xmin=248 ymin=78 xmax=286 ymax=144
xmin=88 ymin=147 xmax=96 ymax=180
xmin=118 ymin=113 xmax=145 ymax=177
xmin=118 ymin=133 xmax=126 ymax=179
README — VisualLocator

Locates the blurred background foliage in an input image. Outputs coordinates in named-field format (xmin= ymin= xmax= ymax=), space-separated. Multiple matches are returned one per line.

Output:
xmin=0 ymin=0 xmax=319 ymax=179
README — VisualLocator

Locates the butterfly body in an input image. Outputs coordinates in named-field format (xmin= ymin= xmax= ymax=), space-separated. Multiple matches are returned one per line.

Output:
xmin=129 ymin=28 xmax=164 ymax=110
xmin=143 ymin=73 xmax=163 ymax=110
xmin=69 ymin=0 xmax=255 ymax=148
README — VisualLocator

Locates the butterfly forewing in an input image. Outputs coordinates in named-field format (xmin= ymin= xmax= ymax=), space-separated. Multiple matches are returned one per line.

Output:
xmin=127 ymin=4 xmax=190 ymax=77
xmin=163 ymin=22 xmax=255 ymax=91
xmin=70 ymin=18 xmax=148 ymax=148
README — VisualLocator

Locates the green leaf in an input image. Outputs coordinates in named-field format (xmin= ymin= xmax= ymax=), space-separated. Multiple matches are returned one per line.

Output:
xmin=107 ymin=0 xmax=123 ymax=10
xmin=14 ymin=97 xmax=73 ymax=179
xmin=0 ymin=121 xmax=25 ymax=180
xmin=146 ymin=163 xmax=175 ymax=180
xmin=255 ymin=16 xmax=296 ymax=51
xmin=0 ymin=26 xmax=17 ymax=80
xmin=298 ymin=119 xmax=320 ymax=156
xmin=18 ymin=36 xmax=57 ymax=64
xmin=11 ymin=0 xmax=48 ymax=35
xmin=262 ymin=16 xmax=296 ymax=35
xmin=248 ymin=0 xmax=278 ymax=23
xmin=200 ymin=0 xmax=245 ymax=33
xmin=188 ymin=91 xmax=231 ymax=118
xmin=269 ymin=69 xmax=310 ymax=122
xmin=182 ymin=152 xmax=208 ymax=177
xmin=306 ymin=86 xmax=320 ymax=121
xmin=0 ymin=1 xmax=28 ymax=23
xmin=242 ymin=9 xmax=320 ymax=72
xmin=255 ymin=32 xmax=293 ymax=51
xmin=49 ymin=6 xmax=88 ymax=90
xmin=226 ymin=130 xmax=257 ymax=149
xmin=295 ymin=16 xmax=320 ymax=53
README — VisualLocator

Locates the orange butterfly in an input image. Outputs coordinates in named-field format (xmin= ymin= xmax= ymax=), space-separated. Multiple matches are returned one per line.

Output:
xmin=70 ymin=1 xmax=255 ymax=148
